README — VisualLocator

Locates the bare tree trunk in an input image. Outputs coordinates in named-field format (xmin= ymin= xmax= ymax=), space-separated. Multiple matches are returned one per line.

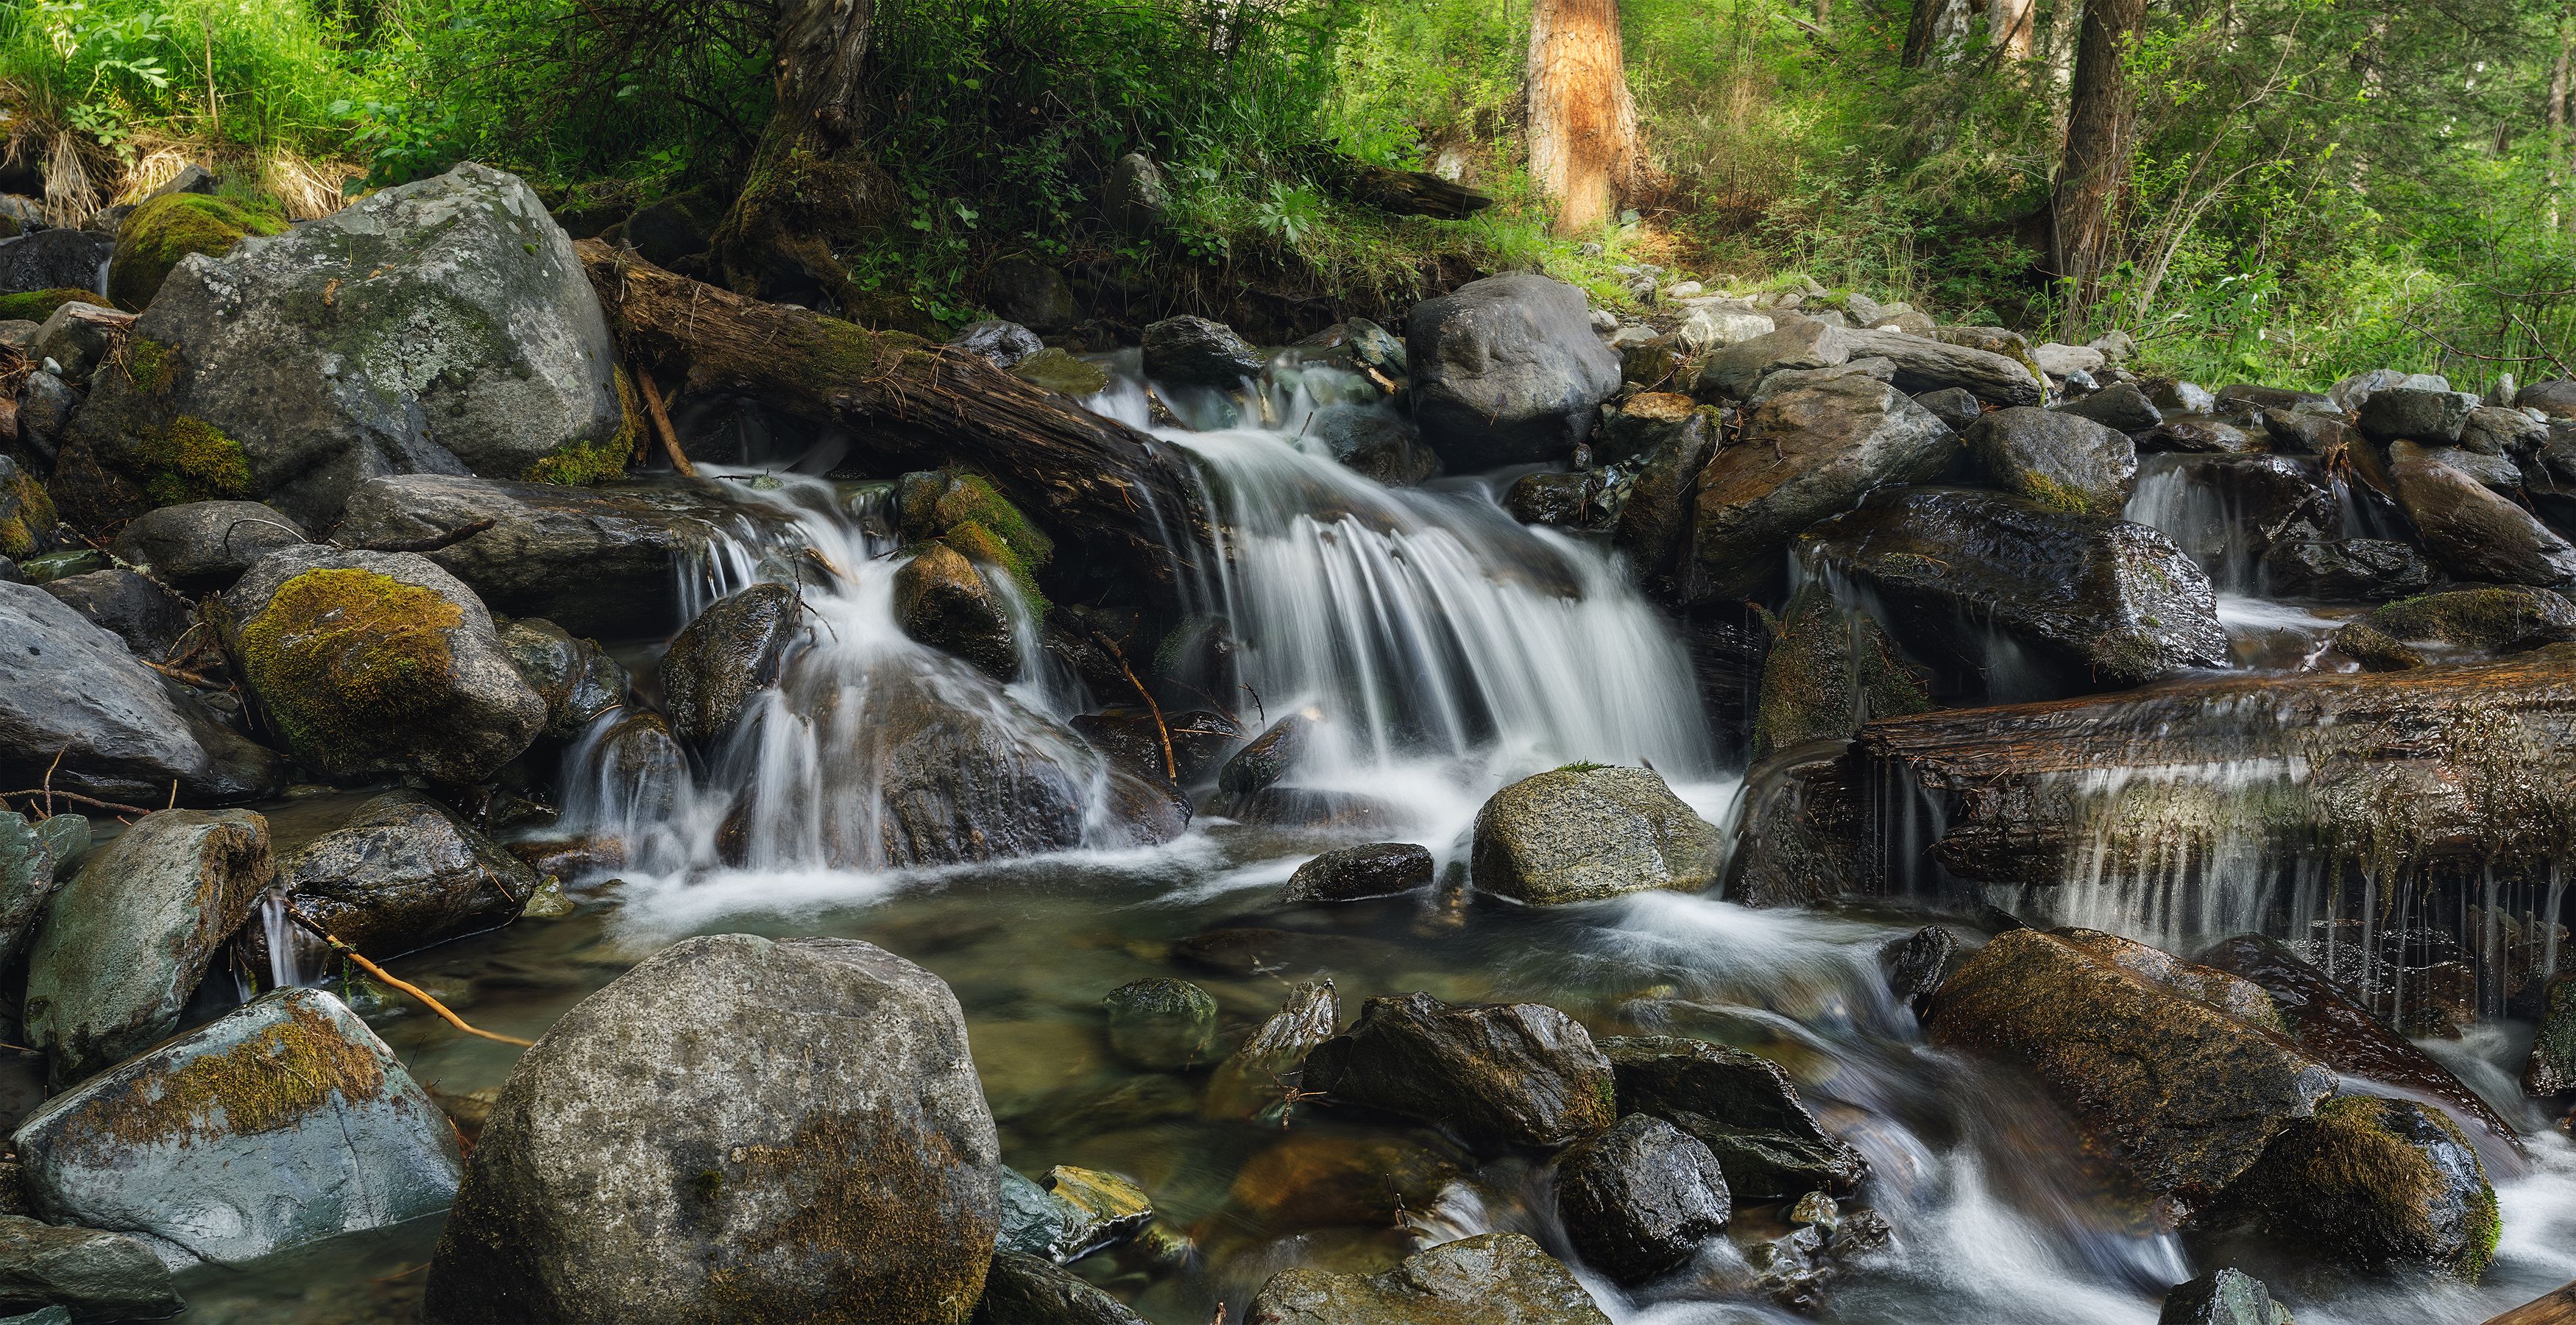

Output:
xmin=1992 ymin=0 xmax=2037 ymax=57
xmin=2554 ymin=17 xmax=2573 ymax=227
xmin=708 ymin=0 xmax=891 ymax=301
xmin=1903 ymin=0 xmax=1975 ymax=67
xmin=2044 ymin=0 xmax=2083 ymax=110
xmin=2050 ymin=0 xmax=2147 ymax=317
xmin=1527 ymin=0 xmax=1642 ymax=236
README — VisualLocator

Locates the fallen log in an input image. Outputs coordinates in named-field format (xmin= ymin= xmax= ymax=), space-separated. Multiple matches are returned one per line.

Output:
xmin=573 ymin=239 xmax=1214 ymax=603
xmin=2488 ymin=1282 xmax=2576 ymax=1325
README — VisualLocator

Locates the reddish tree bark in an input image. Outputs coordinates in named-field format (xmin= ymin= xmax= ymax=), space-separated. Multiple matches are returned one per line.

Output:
xmin=1527 ymin=0 xmax=1642 ymax=235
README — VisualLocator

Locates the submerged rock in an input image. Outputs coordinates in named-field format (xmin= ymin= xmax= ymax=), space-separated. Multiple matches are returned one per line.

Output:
xmin=425 ymin=934 xmax=1000 ymax=1324
xmin=1281 ymin=841 xmax=1434 ymax=903
xmin=1962 ymin=406 xmax=2139 ymax=516
xmin=1206 ymin=980 xmax=1339 ymax=1122
xmin=2193 ymin=1095 xmax=2497 ymax=1278
xmin=2156 ymin=1267 xmax=2292 ymax=1325
xmin=1302 ymin=992 xmax=1615 ymax=1151
xmin=659 ymin=582 xmax=800 ymax=742
xmin=1243 ymin=1231 xmax=1610 ymax=1325
xmin=1406 ymin=274 xmax=1621 ymax=467
xmin=1552 ymin=1113 xmax=1730 ymax=1283
xmin=1142 ymin=315 xmax=1262 ymax=386
xmin=0 ymin=1214 xmax=184 ymax=1320
xmin=1600 ymin=1034 xmax=1866 ymax=1198
xmin=1471 ymin=764 xmax=1722 ymax=904
xmin=1306 ymin=404 xmax=1440 ymax=487
xmin=266 ymin=790 xmax=539 ymax=961
xmin=13 ymin=988 xmax=461 ymax=1268
xmin=2332 ymin=585 xmax=2576 ymax=671
xmin=971 ymin=1250 xmax=1146 ymax=1325
xmin=1103 ymin=978 xmax=1218 ymax=1071
xmin=1226 ymin=1131 xmax=1463 ymax=1235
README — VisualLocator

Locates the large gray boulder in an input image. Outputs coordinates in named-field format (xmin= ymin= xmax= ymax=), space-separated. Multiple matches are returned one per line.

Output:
xmin=1406 ymin=274 xmax=1621 ymax=467
xmin=424 ymin=934 xmax=1000 ymax=1325
xmin=1141 ymin=315 xmax=1262 ymax=386
xmin=0 ymin=580 xmax=284 ymax=803
xmin=0 ymin=812 xmax=60 ymax=972
xmin=2388 ymin=441 xmax=2576 ymax=586
xmin=23 ymin=808 xmax=271 ymax=1087
xmin=1801 ymin=487 xmax=2228 ymax=693
xmin=1472 ymin=765 xmax=1722 ymax=904
xmin=1301 ymin=992 xmax=1615 ymax=1151
xmin=1244 ymin=1232 xmax=1610 ymax=1325
xmin=54 ymin=163 xmax=627 ymax=530
xmin=1963 ymin=406 xmax=2138 ymax=516
xmin=1841 ymin=327 xmax=2046 ymax=405
xmin=1687 ymin=374 xmax=1958 ymax=603
xmin=106 ymin=498 xmax=308 ymax=593
xmin=2357 ymin=386 xmax=2475 ymax=444
xmin=0 ymin=1214 xmax=183 ymax=1319
xmin=1695 ymin=319 xmax=1850 ymax=399
xmin=329 ymin=474 xmax=746 ymax=639
xmin=0 ymin=230 xmax=108 ymax=297
xmin=215 ymin=545 xmax=545 ymax=785
xmin=13 ymin=987 xmax=461 ymax=1268
xmin=261 ymin=790 xmax=539 ymax=961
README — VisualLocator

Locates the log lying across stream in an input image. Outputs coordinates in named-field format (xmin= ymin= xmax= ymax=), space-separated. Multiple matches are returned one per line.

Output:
xmin=573 ymin=239 xmax=1215 ymax=602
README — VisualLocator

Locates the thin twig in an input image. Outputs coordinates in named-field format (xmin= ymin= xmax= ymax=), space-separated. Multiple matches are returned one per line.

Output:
xmin=142 ymin=658 xmax=222 ymax=688
xmin=1091 ymin=630 xmax=1176 ymax=780
xmin=1 ymin=788 xmax=152 ymax=816
xmin=637 ymin=372 xmax=698 ymax=477
xmin=287 ymin=905 xmax=535 ymax=1047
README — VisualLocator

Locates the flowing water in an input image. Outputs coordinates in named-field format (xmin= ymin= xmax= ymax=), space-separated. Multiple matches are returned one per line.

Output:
xmin=172 ymin=367 xmax=2576 ymax=1322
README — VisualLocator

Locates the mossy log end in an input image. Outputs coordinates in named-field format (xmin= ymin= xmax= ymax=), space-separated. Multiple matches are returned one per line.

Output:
xmin=574 ymin=239 xmax=1214 ymax=601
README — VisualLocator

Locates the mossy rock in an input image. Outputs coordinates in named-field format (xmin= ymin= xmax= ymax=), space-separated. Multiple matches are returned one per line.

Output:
xmin=107 ymin=192 xmax=286 ymax=311
xmin=0 ymin=453 xmax=58 ymax=559
xmin=0 ymin=288 xmax=93 ymax=322
xmin=1103 ymin=978 xmax=1218 ymax=1071
xmin=1752 ymin=583 xmax=1930 ymax=758
xmin=2193 ymin=1094 xmax=2499 ymax=1279
xmin=2334 ymin=584 xmax=2576 ymax=671
xmin=1471 ymin=764 xmax=1723 ymax=904
xmin=897 ymin=467 xmax=1053 ymax=612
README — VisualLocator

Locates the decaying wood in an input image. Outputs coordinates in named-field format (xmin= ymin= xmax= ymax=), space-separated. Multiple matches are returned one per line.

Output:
xmin=1340 ymin=163 xmax=1494 ymax=220
xmin=2487 ymin=1282 xmax=2576 ymax=1325
xmin=576 ymin=239 xmax=1214 ymax=601
xmin=634 ymin=372 xmax=698 ymax=478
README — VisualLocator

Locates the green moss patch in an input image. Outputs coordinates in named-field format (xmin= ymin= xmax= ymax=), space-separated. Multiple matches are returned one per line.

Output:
xmin=0 ymin=459 xmax=56 ymax=558
xmin=82 ymin=997 xmax=385 ymax=1153
xmin=236 ymin=568 xmax=464 ymax=771
xmin=523 ymin=365 xmax=640 ymax=485
xmin=0 ymin=288 xmax=91 ymax=322
xmin=108 ymin=193 xmax=288 ymax=311
xmin=134 ymin=415 xmax=253 ymax=506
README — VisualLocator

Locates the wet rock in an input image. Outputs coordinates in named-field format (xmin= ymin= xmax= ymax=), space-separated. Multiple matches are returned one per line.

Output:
xmin=972 ymin=1250 xmax=1146 ymax=1325
xmin=54 ymin=164 xmax=626 ymax=531
xmin=1722 ymin=745 xmax=1866 ymax=909
xmin=1687 ymin=373 xmax=1958 ymax=603
xmin=987 ymin=257 xmax=1078 ymax=333
xmin=217 ymin=545 xmax=545 ymax=785
xmin=15 ymin=370 xmax=76 ymax=463
xmin=2156 ymin=1267 xmax=2292 ymax=1325
xmin=2333 ymin=585 xmax=2576 ymax=670
xmin=2389 ymin=442 xmax=2576 ymax=586
xmin=2144 ymin=379 xmax=2220 ymax=415
xmin=1743 ymin=1207 xmax=1892 ymax=1312
xmin=1206 ymin=980 xmax=1339 ymax=1121
xmin=1142 ymin=315 xmax=1262 ymax=387
xmin=0 ymin=230 xmax=108 ymax=300
xmin=2464 ymin=404 xmax=2548 ymax=457
xmin=1598 ymin=392 xmax=1702 ymax=464
xmin=951 ymin=319 xmax=1043 ymax=370
xmin=894 ymin=543 xmax=1017 ymax=681
xmin=424 ymin=934 xmax=1000 ymax=1324
xmin=1880 ymin=925 xmax=1958 ymax=1011
xmin=269 ymin=791 xmax=540 ymax=961
xmin=1282 ymin=841 xmax=1434 ymax=903
xmin=2143 ymin=418 xmax=2263 ymax=454
xmin=0 ymin=1214 xmax=183 ymax=1319
xmin=1599 ymin=1034 xmax=1866 ymax=1198
xmin=1800 ymin=487 xmax=2228 ymax=692
xmin=2527 ymin=973 xmax=2576 ymax=1095
xmin=2520 ymin=379 xmax=2576 ymax=420
xmin=1307 ymin=404 xmax=1439 ymax=486
xmin=1471 ymin=764 xmax=1722 ymax=905
xmin=1610 ymin=411 xmax=1721 ymax=587
xmin=38 ymin=569 xmax=191 ymax=662
xmin=0 ymin=812 xmax=60 ymax=969
xmin=1927 ymin=928 xmax=2335 ymax=1201
xmin=14 ymin=987 xmax=461 ymax=1268
xmin=659 ymin=582 xmax=799 ymax=742
xmin=590 ymin=710 xmax=687 ymax=823
xmin=1841 ymin=328 xmax=2046 ymax=406
xmin=1551 ymin=1112 xmax=1730 ymax=1283
xmin=1504 ymin=470 xmax=1595 ymax=527
xmin=1911 ymin=386 xmax=1982 ymax=434
xmin=2054 ymin=380 xmax=2163 ymax=432
xmin=494 ymin=618 xmax=626 ymax=739
xmin=1750 ymin=583 xmax=1930 ymax=757
xmin=331 ymin=474 xmax=747 ymax=639
xmin=1407 ymin=274 xmax=1622 ymax=467
xmin=2259 ymin=537 xmax=2438 ymax=601
xmin=1103 ymin=978 xmax=1219 ymax=1071
xmin=0 ymin=580 xmax=280 ymax=803
xmin=1243 ymin=1231 xmax=1610 ymax=1325
xmin=1694 ymin=319 xmax=1850 ymax=399
xmin=1338 ymin=316 xmax=1407 ymax=376
xmin=107 ymin=498 xmax=305 ymax=593
xmin=24 ymin=808 xmax=270 ymax=1087
xmin=2359 ymin=386 xmax=2476 ymax=445
xmin=1963 ymin=406 xmax=2139 ymax=516
xmin=1217 ymin=710 xmax=1314 ymax=796
xmin=1227 ymin=1131 xmax=1462 ymax=1234
xmin=1013 ymin=347 xmax=1109 ymax=398
xmin=2194 ymin=1095 xmax=2497 ymax=1277
xmin=1068 ymin=708 xmax=1238 ymax=785
xmin=1302 ymin=992 xmax=1614 ymax=1151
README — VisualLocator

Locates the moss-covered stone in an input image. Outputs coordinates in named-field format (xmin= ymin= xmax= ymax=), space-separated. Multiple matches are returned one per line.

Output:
xmin=0 ymin=288 xmax=89 ymax=322
xmin=1301 ymin=992 xmax=1616 ymax=1151
xmin=236 ymin=567 xmax=464 ymax=771
xmin=522 ymin=366 xmax=640 ymax=486
xmin=2334 ymin=585 xmax=2576 ymax=671
xmin=1103 ymin=978 xmax=1218 ymax=1071
xmin=132 ymin=414 xmax=253 ymax=506
xmin=107 ymin=192 xmax=287 ymax=311
xmin=899 ymin=467 xmax=1053 ymax=613
xmin=0 ymin=455 xmax=57 ymax=558
xmin=2194 ymin=1094 xmax=2499 ymax=1279
xmin=98 ymin=995 xmax=387 ymax=1149
xmin=1752 ymin=584 xmax=1930 ymax=758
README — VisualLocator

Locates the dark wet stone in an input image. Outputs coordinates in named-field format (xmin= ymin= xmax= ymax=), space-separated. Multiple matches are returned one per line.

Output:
xmin=1963 ymin=406 xmax=2139 ymax=517
xmin=2258 ymin=537 xmax=2437 ymax=601
xmin=1307 ymin=404 xmax=1439 ymax=486
xmin=1282 ymin=842 xmax=1433 ymax=904
xmin=1911 ymin=386 xmax=1982 ymax=434
xmin=659 ymin=583 xmax=799 ymax=742
xmin=1408 ymin=274 xmax=1621 ymax=467
xmin=1552 ymin=1113 xmax=1730 ymax=1283
xmin=2359 ymin=386 xmax=2475 ymax=444
xmin=1610 ymin=409 xmax=1720 ymax=589
xmin=1471 ymin=765 xmax=1722 ymax=905
xmin=1069 ymin=709 xmax=1239 ymax=785
xmin=37 ymin=569 xmax=189 ymax=662
xmin=2156 ymin=1267 xmax=2292 ymax=1325
xmin=1504 ymin=470 xmax=1596 ymax=528
xmin=494 ymin=618 xmax=626 ymax=740
xmin=971 ymin=1250 xmax=1144 ymax=1324
xmin=1722 ymin=746 xmax=1866 ymax=911
xmin=1103 ymin=978 xmax=1218 ymax=1071
xmin=107 ymin=499 xmax=308 ymax=593
xmin=987 ymin=257 xmax=1077 ymax=332
xmin=1226 ymin=1131 xmax=1462 ymax=1236
xmin=2053 ymin=380 xmax=2162 ymax=432
xmin=1598 ymin=392 xmax=1702 ymax=464
xmin=1217 ymin=710 xmax=1313 ymax=796
xmin=2192 ymin=1095 xmax=2496 ymax=1278
xmin=2527 ymin=972 xmax=2576 ymax=1095
xmin=1599 ymin=1034 xmax=1866 ymax=1199
xmin=893 ymin=543 xmax=1017 ymax=681
xmin=1751 ymin=582 xmax=1931 ymax=758
xmin=1302 ymin=992 xmax=1615 ymax=1151
xmin=1206 ymin=981 xmax=1339 ymax=1122
xmin=266 ymin=790 xmax=539 ymax=961
xmin=2332 ymin=585 xmax=2576 ymax=670
xmin=0 ymin=1213 xmax=183 ymax=1319
xmin=1242 ymin=1231 xmax=1610 ymax=1325
xmin=995 ymin=1165 xmax=1150 ymax=1265
xmin=1142 ymin=315 xmax=1263 ymax=387
xmin=1880 ymin=925 xmax=1958 ymax=1010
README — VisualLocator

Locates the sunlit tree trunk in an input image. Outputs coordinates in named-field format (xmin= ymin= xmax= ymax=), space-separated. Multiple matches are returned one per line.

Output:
xmin=1903 ymin=0 xmax=1974 ymax=67
xmin=2051 ymin=0 xmax=2146 ymax=315
xmin=2553 ymin=18 xmax=2572 ymax=227
xmin=709 ymin=0 xmax=889 ymax=300
xmin=2044 ymin=0 xmax=2083 ymax=108
xmin=1527 ymin=0 xmax=1642 ymax=236
xmin=1992 ymin=0 xmax=2037 ymax=57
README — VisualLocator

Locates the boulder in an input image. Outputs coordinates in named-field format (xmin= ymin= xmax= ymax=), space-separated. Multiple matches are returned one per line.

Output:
xmin=1800 ymin=487 xmax=2228 ymax=692
xmin=0 ymin=230 xmax=108 ymax=299
xmin=424 ymin=935 xmax=1000 ymax=1324
xmin=1880 ymin=925 xmax=1958 ymax=1010
xmin=659 ymin=582 xmax=800 ymax=742
xmin=1301 ymin=992 xmax=1615 ymax=1151
xmin=2193 ymin=1095 xmax=2497 ymax=1278
xmin=2156 ymin=1268 xmax=2292 ymax=1325
xmin=13 ymin=987 xmax=460 ymax=1268
xmin=972 ymin=1251 xmax=1146 ymax=1325
xmin=15 ymin=369 xmax=76 ymax=463
xmin=2332 ymin=585 xmax=2576 ymax=670
xmin=1599 ymin=1034 xmax=1866 ymax=1198
xmin=2032 ymin=342 xmax=2107 ymax=378
xmin=986 ymin=257 xmax=1078 ymax=333
xmin=1840 ymin=328 xmax=2046 ymax=406
xmin=1102 ymin=978 xmax=1218 ymax=1071
xmin=0 ymin=456 xmax=54 ymax=562
xmin=2359 ymin=386 xmax=2476 ymax=444
xmin=105 ymin=192 xmax=284 ymax=311
xmin=1722 ymin=747 xmax=1867 ymax=910
xmin=107 ymin=498 xmax=306 ymax=593
xmin=1067 ymin=708 xmax=1239 ymax=785
xmin=55 ymin=163 xmax=628 ymax=530
xmin=1676 ymin=306 xmax=1774 ymax=356
xmin=0 ymin=1214 xmax=183 ymax=1320
xmin=330 ymin=474 xmax=747 ymax=638
xmin=1103 ymin=153 xmax=1170 ymax=235
xmin=951 ymin=319 xmax=1042 ymax=370
xmin=266 ymin=791 xmax=539 ymax=961
xmin=493 ymin=618 xmax=626 ymax=739
xmin=1406 ymin=274 xmax=1622 ymax=467
xmin=1306 ymin=404 xmax=1439 ymax=486
xmin=0 ymin=812 xmax=60 ymax=969
xmin=2519 ymin=379 xmax=2576 ymax=420
xmin=2147 ymin=379 xmax=2221 ymax=414
xmin=2259 ymin=537 xmax=2437 ymax=601
xmin=1748 ymin=356 xmax=1897 ymax=403
xmin=1218 ymin=710 xmax=1313 ymax=796
xmin=2332 ymin=368 xmax=2447 ymax=414
xmin=29 ymin=301 xmax=120 ymax=380
xmin=1281 ymin=841 xmax=1434 ymax=903
xmin=1694 ymin=319 xmax=1850 ymax=400
xmin=0 ymin=580 xmax=282 ymax=803
xmin=2143 ymin=418 xmax=2262 ymax=454
xmin=24 ymin=809 xmax=270 ymax=1086
xmin=1141 ymin=315 xmax=1262 ymax=387
xmin=2053 ymin=380 xmax=2162 ymax=432
xmin=1911 ymin=386 xmax=1982 ymax=434
xmin=1012 ymin=347 xmax=1108 ymax=398
xmin=1243 ymin=1232 xmax=1610 ymax=1325
xmin=2390 ymin=441 xmax=2576 ymax=586
xmin=1687 ymin=373 xmax=1958 ymax=603
xmin=1551 ymin=1113 xmax=1729 ymax=1283
xmin=2527 ymin=973 xmax=2576 ymax=1095
xmin=1961 ymin=406 xmax=2139 ymax=516
xmin=2463 ymin=404 xmax=2548 ymax=456
xmin=1206 ymin=980 xmax=1338 ymax=1122
xmin=1927 ymin=928 xmax=2335 ymax=1201
xmin=893 ymin=543 xmax=1016 ymax=681
xmin=618 ymin=192 xmax=720 ymax=269
xmin=1597 ymin=391 xmax=1699 ymax=463
xmin=38 ymin=569 xmax=191 ymax=662
xmin=216 ymin=545 xmax=546 ymax=784
xmin=1471 ymin=764 xmax=1722 ymax=904
xmin=1750 ymin=582 xmax=1931 ymax=757
xmin=1610 ymin=411 xmax=1720 ymax=587
xmin=1504 ymin=470 xmax=1594 ymax=527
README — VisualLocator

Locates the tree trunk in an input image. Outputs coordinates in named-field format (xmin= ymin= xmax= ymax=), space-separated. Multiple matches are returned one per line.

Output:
xmin=1526 ymin=0 xmax=1641 ymax=236
xmin=2044 ymin=0 xmax=2083 ymax=110
xmin=1992 ymin=0 xmax=2037 ymax=57
xmin=707 ymin=0 xmax=891 ymax=302
xmin=2050 ymin=0 xmax=2147 ymax=315
xmin=1903 ymin=0 xmax=1974 ymax=67
xmin=2554 ymin=18 xmax=2573 ymax=227
xmin=575 ymin=241 xmax=1215 ymax=604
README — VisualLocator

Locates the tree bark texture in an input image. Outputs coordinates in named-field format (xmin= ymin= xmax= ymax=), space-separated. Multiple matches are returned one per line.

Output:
xmin=709 ymin=0 xmax=891 ymax=300
xmin=1903 ymin=0 xmax=1973 ymax=68
xmin=1526 ymin=0 xmax=1642 ymax=235
xmin=2050 ymin=0 xmax=2148 ymax=309
xmin=574 ymin=241 xmax=1215 ymax=604
xmin=1992 ymin=0 xmax=2037 ymax=57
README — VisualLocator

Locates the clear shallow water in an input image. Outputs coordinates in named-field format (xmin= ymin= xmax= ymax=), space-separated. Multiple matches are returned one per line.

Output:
xmin=175 ymin=356 xmax=2576 ymax=1323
